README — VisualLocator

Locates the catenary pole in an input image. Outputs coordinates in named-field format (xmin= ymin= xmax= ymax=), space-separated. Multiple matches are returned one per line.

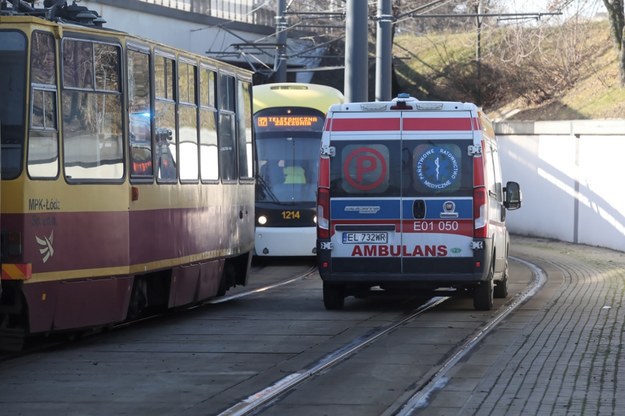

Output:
xmin=475 ymin=0 xmax=482 ymax=104
xmin=375 ymin=0 xmax=392 ymax=101
xmin=275 ymin=0 xmax=287 ymax=82
xmin=344 ymin=0 xmax=368 ymax=102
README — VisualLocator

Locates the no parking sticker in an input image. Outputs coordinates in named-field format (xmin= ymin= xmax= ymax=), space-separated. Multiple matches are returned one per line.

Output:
xmin=342 ymin=145 xmax=389 ymax=193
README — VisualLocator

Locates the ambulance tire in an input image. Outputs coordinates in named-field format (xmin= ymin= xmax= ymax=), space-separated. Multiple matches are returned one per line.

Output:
xmin=323 ymin=282 xmax=345 ymax=310
xmin=494 ymin=265 xmax=509 ymax=299
xmin=473 ymin=263 xmax=494 ymax=311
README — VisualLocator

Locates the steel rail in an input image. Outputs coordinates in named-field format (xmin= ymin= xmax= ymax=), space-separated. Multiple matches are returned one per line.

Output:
xmin=0 ymin=265 xmax=317 ymax=361
xmin=204 ymin=264 xmax=318 ymax=305
xmin=388 ymin=256 xmax=547 ymax=415
xmin=217 ymin=256 xmax=545 ymax=416
xmin=217 ymin=295 xmax=450 ymax=416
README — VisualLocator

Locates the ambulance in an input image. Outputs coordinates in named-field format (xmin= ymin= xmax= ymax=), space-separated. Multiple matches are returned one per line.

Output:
xmin=316 ymin=94 xmax=521 ymax=311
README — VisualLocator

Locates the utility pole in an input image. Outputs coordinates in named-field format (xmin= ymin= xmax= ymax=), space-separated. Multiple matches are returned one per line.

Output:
xmin=475 ymin=0 xmax=483 ymax=104
xmin=344 ymin=0 xmax=368 ymax=102
xmin=375 ymin=0 xmax=393 ymax=101
xmin=275 ymin=0 xmax=287 ymax=82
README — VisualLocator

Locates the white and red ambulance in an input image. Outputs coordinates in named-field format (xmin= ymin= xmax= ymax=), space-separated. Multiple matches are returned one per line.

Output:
xmin=316 ymin=94 xmax=521 ymax=311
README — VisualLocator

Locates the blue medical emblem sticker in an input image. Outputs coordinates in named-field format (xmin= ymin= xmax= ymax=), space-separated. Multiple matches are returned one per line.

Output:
xmin=415 ymin=145 xmax=461 ymax=191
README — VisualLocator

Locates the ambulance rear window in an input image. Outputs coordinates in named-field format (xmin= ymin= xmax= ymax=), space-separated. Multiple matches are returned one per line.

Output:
xmin=330 ymin=139 xmax=472 ymax=197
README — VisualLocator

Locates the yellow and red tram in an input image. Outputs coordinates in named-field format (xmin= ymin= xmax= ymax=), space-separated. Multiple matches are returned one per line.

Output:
xmin=0 ymin=2 xmax=255 ymax=347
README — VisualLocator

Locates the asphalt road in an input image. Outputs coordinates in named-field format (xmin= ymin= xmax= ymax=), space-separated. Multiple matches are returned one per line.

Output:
xmin=0 ymin=239 xmax=541 ymax=416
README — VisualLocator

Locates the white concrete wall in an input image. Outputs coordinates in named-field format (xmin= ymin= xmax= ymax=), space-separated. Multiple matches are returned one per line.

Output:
xmin=496 ymin=120 xmax=625 ymax=252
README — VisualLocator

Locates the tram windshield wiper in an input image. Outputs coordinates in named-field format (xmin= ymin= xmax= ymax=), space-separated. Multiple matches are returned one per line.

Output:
xmin=256 ymin=174 xmax=280 ymax=203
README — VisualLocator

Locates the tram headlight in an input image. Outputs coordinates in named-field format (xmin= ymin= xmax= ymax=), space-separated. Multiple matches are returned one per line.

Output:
xmin=313 ymin=215 xmax=317 ymax=224
xmin=257 ymin=215 xmax=268 ymax=225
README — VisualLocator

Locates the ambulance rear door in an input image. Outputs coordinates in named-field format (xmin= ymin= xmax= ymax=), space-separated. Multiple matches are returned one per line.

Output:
xmin=327 ymin=111 xmax=403 ymax=274
xmin=400 ymin=110 xmax=476 ymax=275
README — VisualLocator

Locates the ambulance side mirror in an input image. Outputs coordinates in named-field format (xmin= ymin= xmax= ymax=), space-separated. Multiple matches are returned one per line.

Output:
xmin=504 ymin=181 xmax=522 ymax=210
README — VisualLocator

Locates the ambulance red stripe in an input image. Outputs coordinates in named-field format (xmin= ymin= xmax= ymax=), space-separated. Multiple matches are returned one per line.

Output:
xmin=328 ymin=117 xmax=478 ymax=132
xmin=329 ymin=117 xmax=400 ymax=131
xmin=402 ymin=117 xmax=477 ymax=131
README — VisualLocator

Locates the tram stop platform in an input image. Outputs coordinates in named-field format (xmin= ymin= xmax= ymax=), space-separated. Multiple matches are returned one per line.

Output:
xmin=414 ymin=236 xmax=625 ymax=416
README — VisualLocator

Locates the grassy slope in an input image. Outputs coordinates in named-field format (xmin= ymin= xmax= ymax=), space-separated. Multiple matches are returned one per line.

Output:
xmin=392 ymin=19 xmax=625 ymax=121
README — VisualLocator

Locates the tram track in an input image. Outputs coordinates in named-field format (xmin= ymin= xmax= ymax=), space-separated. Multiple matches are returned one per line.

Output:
xmin=388 ymin=256 xmax=546 ymax=416
xmin=217 ymin=296 xmax=451 ymax=416
xmin=0 ymin=252 xmax=544 ymax=416
xmin=216 ymin=256 xmax=545 ymax=416
xmin=0 ymin=264 xmax=318 ymax=363
xmin=203 ymin=264 xmax=318 ymax=305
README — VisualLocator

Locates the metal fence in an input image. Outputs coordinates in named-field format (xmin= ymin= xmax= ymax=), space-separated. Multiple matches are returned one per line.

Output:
xmin=138 ymin=0 xmax=275 ymax=26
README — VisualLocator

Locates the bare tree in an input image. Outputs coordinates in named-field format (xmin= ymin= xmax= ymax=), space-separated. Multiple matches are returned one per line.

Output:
xmin=603 ymin=0 xmax=625 ymax=86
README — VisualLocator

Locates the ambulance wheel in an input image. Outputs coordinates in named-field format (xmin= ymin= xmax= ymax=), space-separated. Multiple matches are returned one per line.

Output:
xmin=323 ymin=282 xmax=345 ymax=310
xmin=494 ymin=266 xmax=509 ymax=299
xmin=473 ymin=264 xmax=494 ymax=311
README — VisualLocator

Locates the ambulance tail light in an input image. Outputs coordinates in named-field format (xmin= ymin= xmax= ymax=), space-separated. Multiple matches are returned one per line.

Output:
xmin=473 ymin=187 xmax=488 ymax=239
xmin=317 ymin=188 xmax=330 ymax=239
xmin=318 ymin=157 xmax=330 ymax=187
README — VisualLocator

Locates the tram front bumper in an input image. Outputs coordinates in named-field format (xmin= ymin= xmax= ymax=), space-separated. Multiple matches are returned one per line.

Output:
xmin=254 ymin=227 xmax=316 ymax=257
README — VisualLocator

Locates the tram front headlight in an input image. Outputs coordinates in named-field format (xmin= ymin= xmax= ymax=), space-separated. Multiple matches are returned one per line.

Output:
xmin=257 ymin=215 xmax=268 ymax=225
xmin=313 ymin=215 xmax=317 ymax=224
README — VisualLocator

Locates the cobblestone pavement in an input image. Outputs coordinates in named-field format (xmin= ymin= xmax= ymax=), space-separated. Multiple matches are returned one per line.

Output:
xmin=418 ymin=236 xmax=625 ymax=416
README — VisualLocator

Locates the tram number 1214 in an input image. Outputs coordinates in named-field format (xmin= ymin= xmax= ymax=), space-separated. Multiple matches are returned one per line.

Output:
xmin=281 ymin=210 xmax=301 ymax=220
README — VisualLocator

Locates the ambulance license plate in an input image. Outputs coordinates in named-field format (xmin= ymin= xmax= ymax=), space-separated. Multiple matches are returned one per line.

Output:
xmin=342 ymin=232 xmax=388 ymax=244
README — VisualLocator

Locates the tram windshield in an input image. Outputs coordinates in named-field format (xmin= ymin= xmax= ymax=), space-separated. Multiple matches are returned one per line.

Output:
xmin=0 ymin=31 xmax=27 ymax=179
xmin=254 ymin=107 xmax=325 ymax=204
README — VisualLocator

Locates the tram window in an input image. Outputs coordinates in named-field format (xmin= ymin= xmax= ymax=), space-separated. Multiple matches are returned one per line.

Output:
xmin=217 ymin=73 xmax=236 ymax=181
xmin=63 ymin=39 xmax=93 ymax=89
xmin=155 ymin=101 xmax=177 ymax=182
xmin=95 ymin=44 xmax=120 ymax=92
xmin=155 ymin=54 xmax=174 ymax=101
xmin=31 ymin=89 xmax=56 ymax=129
xmin=179 ymin=61 xmax=198 ymax=181
xmin=199 ymin=108 xmax=218 ymax=181
xmin=200 ymin=67 xmax=216 ymax=109
xmin=0 ymin=31 xmax=27 ymax=179
xmin=28 ymin=31 xmax=59 ymax=178
xmin=178 ymin=61 xmax=196 ymax=104
xmin=199 ymin=67 xmax=218 ymax=181
xmin=61 ymin=39 xmax=123 ymax=181
xmin=179 ymin=104 xmax=198 ymax=181
xmin=28 ymin=88 xmax=58 ymax=178
xmin=31 ymin=31 xmax=55 ymax=85
xmin=28 ymin=130 xmax=58 ymax=178
xmin=218 ymin=112 xmax=236 ymax=181
xmin=218 ymin=73 xmax=235 ymax=112
xmin=128 ymin=49 xmax=153 ymax=178
xmin=155 ymin=54 xmax=177 ymax=182
xmin=237 ymin=80 xmax=253 ymax=179
xmin=62 ymin=92 xmax=123 ymax=180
